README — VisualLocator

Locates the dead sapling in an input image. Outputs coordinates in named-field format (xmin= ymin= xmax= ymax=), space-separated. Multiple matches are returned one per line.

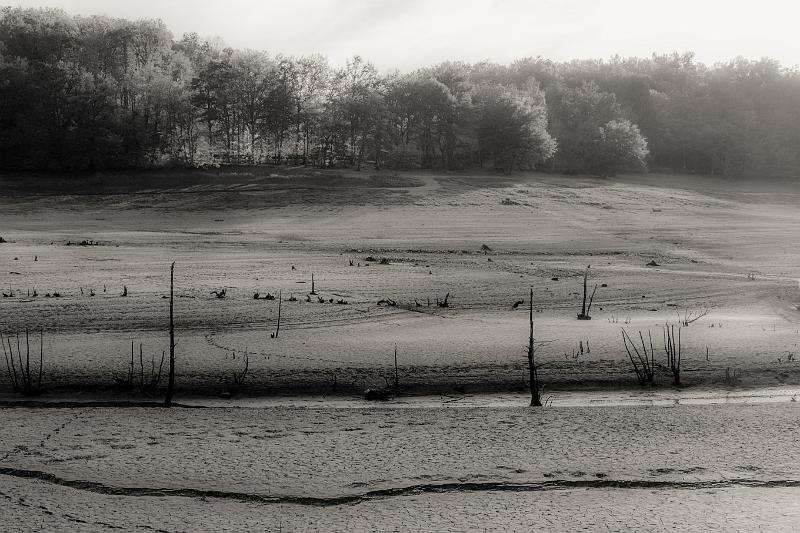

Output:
xmin=677 ymin=308 xmax=709 ymax=327
xmin=309 ymin=273 xmax=317 ymax=295
xmin=271 ymin=290 xmax=282 ymax=339
xmin=577 ymin=265 xmax=597 ymax=320
xmin=165 ymin=262 xmax=176 ymax=407
xmin=664 ymin=324 xmax=682 ymax=386
xmin=621 ymin=328 xmax=655 ymax=385
xmin=392 ymin=344 xmax=400 ymax=393
xmin=137 ymin=342 xmax=165 ymax=395
xmin=527 ymin=289 xmax=543 ymax=406
xmin=146 ymin=351 xmax=166 ymax=394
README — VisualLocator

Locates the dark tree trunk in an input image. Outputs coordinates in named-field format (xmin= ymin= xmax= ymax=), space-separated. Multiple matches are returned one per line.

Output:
xmin=529 ymin=289 xmax=542 ymax=407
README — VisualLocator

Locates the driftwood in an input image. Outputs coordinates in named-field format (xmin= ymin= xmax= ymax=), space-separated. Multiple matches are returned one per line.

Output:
xmin=436 ymin=293 xmax=450 ymax=308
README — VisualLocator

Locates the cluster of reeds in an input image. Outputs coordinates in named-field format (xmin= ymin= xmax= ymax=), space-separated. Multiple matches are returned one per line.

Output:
xmin=1 ymin=329 xmax=44 ymax=395
xmin=622 ymin=324 xmax=683 ymax=386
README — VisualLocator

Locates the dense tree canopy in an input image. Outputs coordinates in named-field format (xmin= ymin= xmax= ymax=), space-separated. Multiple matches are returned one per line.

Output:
xmin=1 ymin=7 xmax=799 ymax=177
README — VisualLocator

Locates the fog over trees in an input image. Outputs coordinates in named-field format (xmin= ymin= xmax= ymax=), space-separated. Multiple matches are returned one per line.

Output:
xmin=2 ymin=7 xmax=799 ymax=177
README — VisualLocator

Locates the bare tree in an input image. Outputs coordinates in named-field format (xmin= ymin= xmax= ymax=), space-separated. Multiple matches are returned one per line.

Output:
xmin=528 ymin=289 xmax=542 ymax=406
xmin=577 ymin=265 xmax=597 ymax=320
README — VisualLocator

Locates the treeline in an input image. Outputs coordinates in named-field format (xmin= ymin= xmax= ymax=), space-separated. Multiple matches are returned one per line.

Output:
xmin=1 ymin=7 xmax=799 ymax=177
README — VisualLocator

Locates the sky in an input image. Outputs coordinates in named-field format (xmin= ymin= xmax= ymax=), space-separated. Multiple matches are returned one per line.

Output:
xmin=8 ymin=0 xmax=800 ymax=71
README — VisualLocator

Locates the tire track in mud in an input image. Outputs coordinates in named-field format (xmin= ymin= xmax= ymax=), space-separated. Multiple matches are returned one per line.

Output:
xmin=1 ymin=467 xmax=799 ymax=507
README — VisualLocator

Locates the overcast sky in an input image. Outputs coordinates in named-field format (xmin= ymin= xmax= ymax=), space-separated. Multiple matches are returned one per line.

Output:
xmin=9 ymin=0 xmax=800 ymax=71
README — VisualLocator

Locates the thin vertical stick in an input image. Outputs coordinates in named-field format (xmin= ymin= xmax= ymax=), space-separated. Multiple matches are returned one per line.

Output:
xmin=25 ymin=329 xmax=30 ymax=392
xmin=2 ymin=332 xmax=16 ymax=391
xmin=581 ymin=267 xmax=588 ymax=316
xmin=129 ymin=340 xmax=134 ymax=386
xmin=394 ymin=344 xmax=399 ymax=390
xmin=275 ymin=289 xmax=282 ymax=338
xmin=38 ymin=327 xmax=42 ymax=390
xmin=16 ymin=331 xmax=24 ymax=387
xmin=165 ymin=261 xmax=175 ymax=407
xmin=6 ymin=336 xmax=17 ymax=391
xmin=139 ymin=343 xmax=144 ymax=388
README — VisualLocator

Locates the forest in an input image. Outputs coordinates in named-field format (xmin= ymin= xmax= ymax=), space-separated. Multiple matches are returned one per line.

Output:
xmin=1 ymin=7 xmax=799 ymax=177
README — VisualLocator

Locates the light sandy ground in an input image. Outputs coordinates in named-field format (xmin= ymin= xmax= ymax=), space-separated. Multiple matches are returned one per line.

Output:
xmin=1 ymin=403 xmax=799 ymax=531
xmin=1 ymin=169 xmax=799 ymax=396
xmin=2 ymin=170 xmax=800 ymax=531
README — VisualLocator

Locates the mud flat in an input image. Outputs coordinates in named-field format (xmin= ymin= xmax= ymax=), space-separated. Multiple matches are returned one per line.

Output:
xmin=2 ymin=169 xmax=800 ymax=529
xmin=1 ymin=402 xmax=799 ymax=531
xmin=1 ymin=169 xmax=800 ymax=397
